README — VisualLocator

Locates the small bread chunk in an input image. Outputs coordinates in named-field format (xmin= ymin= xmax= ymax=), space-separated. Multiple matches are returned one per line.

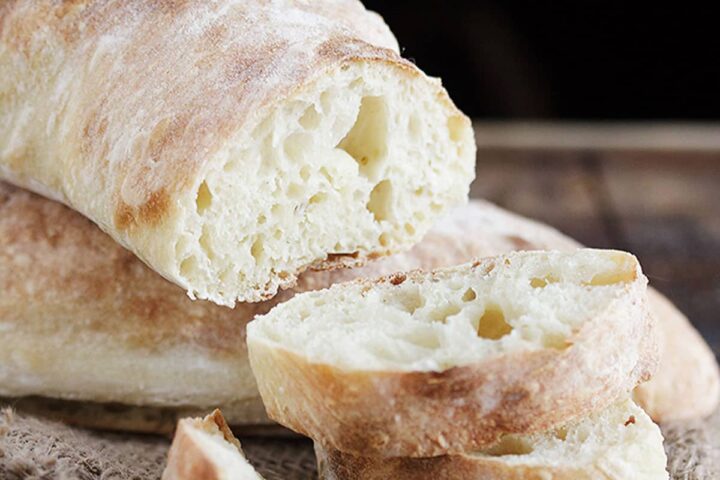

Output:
xmin=162 ymin=409 xmax=263 ymax=480
xmin=315 ymin=399 xmax=669 ymax=480
xmin=248 ymin=249 xmax=659 ymax=457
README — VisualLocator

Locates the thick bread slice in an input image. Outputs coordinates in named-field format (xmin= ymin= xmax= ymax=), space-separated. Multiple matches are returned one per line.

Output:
xmin=163 ymin=409 xmax=263 ymax=480
xmin=315 ymin=399 xmax=669 ymax=480
xmin=247 ymin=250 xmax=659 ymax=457
xmin=0 ymin=185 xmax=712 ymax=429
xmin=0 ymin=0 xmax=475 ymax=306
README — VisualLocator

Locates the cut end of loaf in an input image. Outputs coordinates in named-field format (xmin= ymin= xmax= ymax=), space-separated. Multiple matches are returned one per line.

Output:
xmin=249 ymin=249 xmax=645 ymax=372
xmin=172 ymin=61 xmax=475 ymax=306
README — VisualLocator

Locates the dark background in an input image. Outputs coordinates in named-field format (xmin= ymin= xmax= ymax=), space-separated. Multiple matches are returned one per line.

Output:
xmin=364 ymin=1 xmax=720 ymax=119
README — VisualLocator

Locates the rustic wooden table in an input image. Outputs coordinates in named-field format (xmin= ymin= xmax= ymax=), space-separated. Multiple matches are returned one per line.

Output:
xmin=472 ymin=122 xmax=720 ymax=358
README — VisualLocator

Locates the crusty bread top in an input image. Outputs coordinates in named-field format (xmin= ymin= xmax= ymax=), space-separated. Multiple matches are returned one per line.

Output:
xmin=633 ymin=289 xmax=720 ymax=422
xmin=0 ymin=182 xmax=248 ymax=354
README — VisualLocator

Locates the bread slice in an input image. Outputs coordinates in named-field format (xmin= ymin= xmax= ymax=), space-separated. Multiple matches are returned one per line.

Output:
xmin=315 ymin=399 xmax=669 ymax=480
xmin=163 ymin=409 xmax=263 ymax=480
xmin=248 ymin=249 xmax=659 ymax=457
xmin=0 ymin=0 xmax=475 ymax=306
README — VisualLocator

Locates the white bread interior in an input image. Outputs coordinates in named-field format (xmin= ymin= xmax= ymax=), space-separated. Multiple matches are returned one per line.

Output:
xmin=315 ymin=399 xmax=669 ymax=480
xmin=250 ymin=249 xmax=645 ymax=372
xmin=174 ymin=62 xmax=475 ymax=305
xmin=162 ymin=409 xmax=263 ymax=480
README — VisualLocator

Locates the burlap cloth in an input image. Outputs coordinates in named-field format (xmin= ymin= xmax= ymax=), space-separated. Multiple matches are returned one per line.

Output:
xmin=1 ymin=406 xmax=717 ymax=479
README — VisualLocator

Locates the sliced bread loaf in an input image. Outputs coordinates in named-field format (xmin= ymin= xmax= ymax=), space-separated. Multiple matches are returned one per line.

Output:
xmin=315 ymin=399 xmax=668 ymax=480
xmin=247 ymin=249 xmax=659 ymax=457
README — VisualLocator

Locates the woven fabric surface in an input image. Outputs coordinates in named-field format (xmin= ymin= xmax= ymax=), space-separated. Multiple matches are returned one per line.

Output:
xmin=1 ymin=406 xmax=717 ymax=479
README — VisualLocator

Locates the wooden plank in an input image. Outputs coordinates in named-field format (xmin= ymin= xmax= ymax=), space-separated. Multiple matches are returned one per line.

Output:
xmin=471 ymin=149 xmax=612 ymax=247
xmin=601 ymin=153 xmax=720 ymax=217
xmin=474 ymin=122 xmax=720 ymax=152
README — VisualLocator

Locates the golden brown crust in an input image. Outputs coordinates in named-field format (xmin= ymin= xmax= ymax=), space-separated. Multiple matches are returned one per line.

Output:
xmin=0 ymin=182 xmax=248 ymax=353
xmin=315 ymin=443 xmax=609 ymax=480
xmin=1 ymin=0 xmax=402 ymax=227
xmin=206 ymin=409 xmax=243 ymax=451
xmin=248 ymin=257 xmax=659 ymax=457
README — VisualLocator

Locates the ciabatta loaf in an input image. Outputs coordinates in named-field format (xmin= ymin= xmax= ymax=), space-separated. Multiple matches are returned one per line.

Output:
xmin=315 ymin=399 xmax=669 ymax=480
xmin=0 ymin=0 xmax=475 ymax=306
xmin=163 ymin=409 xmax=263 ymax=480
xmin=248 ymin=250 xmax=659 ymax=457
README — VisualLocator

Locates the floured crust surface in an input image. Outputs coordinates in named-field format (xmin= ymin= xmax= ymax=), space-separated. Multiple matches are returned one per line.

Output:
xmin=248 ymin=250 xmax=660 ymax=457
xmin=0 ymin=182 xmax=260 ymax=408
